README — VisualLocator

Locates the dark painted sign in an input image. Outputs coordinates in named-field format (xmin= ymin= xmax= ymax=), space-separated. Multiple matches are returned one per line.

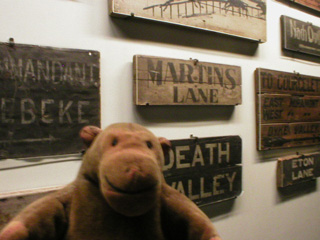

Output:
xmin=163 ymin=136 xmax=242 ymax=206
xmin=0 ymin=43 xmax=100 ymax=159
xmin=255 ymin=68 xmax=320 ymax=150
xmin=281 ymin=15 xmax=320 ymax=57
xmin=134 ymin=55 xmax=242 ymax=106
xmin=277 ymin=153 xmax=320 ymax=188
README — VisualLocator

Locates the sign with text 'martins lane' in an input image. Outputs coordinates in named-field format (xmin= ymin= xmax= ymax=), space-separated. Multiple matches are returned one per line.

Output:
xmin=134 ymin=55 xmax=242 ymax=106
xmin=163 ymin=135 xmax=242 ymax=206
xmin=0 ymin=43 xmax=100 ymax=159
xmin=277 ymin=152 xmax=320 ymax=188
xmin=255 ymin=68 xmax=320 ymax=150
xmin=281 ymin=15 xmax=320 ymax=57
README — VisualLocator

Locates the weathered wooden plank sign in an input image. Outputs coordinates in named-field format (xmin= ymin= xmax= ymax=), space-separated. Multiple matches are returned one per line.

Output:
xmin=0 ymin=187 xmax=62 ymax=230
xmin=163 ymin=135 xmax=242 ymax=206
xmin=109 ymin=0 xmax=266 ymax=42
xmin=293 ymin=0 xmax=320 ymax=11
xmin=0 ymin=43 xmax=100 ymax=159
xmin=258 ymin=94 xmax=320 ymax=123
xmin=278 ymin=0 xmax=320 ymax=12
xmin=281 ymin=15 xmax=320 ymax=57
xmin=277 ymin=152 xmax=320 ymax=188
xmin=133 ymin=55 xmax=242 ymax=106
xmin=255 ymin=68 xmax=320 ymax=150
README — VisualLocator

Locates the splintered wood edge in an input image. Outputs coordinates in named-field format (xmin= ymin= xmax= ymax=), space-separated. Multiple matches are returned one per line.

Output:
xmin=277 ymin=152 xmax=320 ymax=161
xmin=0 ymin=186 xmax=64 ymax=200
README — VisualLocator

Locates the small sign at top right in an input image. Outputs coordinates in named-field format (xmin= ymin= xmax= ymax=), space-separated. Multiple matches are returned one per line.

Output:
xmin=280 ymin=0 xmax=320 ymax=12
xmin=281 ymin=15 xmax=320 ymax=57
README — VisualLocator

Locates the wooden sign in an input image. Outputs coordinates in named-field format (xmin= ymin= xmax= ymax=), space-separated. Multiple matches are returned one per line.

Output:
xmin=0 ymin=187 xmax=62 ymax=230
xmin=133 ymin=55 xmax=242 ymax=106
xmin=279 ymin=0 xmax=320 ymax=12
xmin=255 ymin=68 xmax=320 ymax=150
xmin=281 ymin=16 xmax=320 ymax=57
xmin=277 ymin=152 xmax=320 ymax=188
xmin=0 ymin=43 xmax=100 ymax=159
xmin=109 ymin=0 xmax=266 ymax=42
xmin=292 ymin=0 xmax=320 ymax=11
xmin=163 ymin=135 xmax=242 ymax=206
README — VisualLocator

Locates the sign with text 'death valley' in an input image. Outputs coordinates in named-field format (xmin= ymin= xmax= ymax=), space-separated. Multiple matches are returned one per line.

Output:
xmin=163 ymin=135 xmax=242 ymax=206
xmin=255 ymin=68 xmax=320 ymax=150
xmin=134 ymin=55 xmax=242 ymax=106
xmin=0 ymin=43 xmax=100 ymax=159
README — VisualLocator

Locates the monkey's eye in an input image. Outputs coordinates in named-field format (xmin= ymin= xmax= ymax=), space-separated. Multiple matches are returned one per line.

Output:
xmin=146 ymin=141 xmax=153 ymax=149
xmin=111 ymin=138 xmax=118 ymax=146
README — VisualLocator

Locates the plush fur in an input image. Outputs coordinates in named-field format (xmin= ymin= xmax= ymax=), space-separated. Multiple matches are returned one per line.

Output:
xmin=0 ymin=123 xmax=222 ymax=240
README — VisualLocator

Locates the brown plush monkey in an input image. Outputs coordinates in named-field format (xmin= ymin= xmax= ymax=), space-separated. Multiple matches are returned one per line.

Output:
xmin=0 ymin=123 xmax=222 ymax=240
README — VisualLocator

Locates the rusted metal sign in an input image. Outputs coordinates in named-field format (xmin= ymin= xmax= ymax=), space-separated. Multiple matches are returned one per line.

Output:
xmin=163 ymin=135 xmax=242 ymax=206
xmin=0 ymin=43 xmax=100 ymax=159
xmin=255 ymin=68 xmax=320 ymax=150
xmin=281 ymin=15 xmax=320 ymax=57
xmin=110 ymin=0 xmax=266 ymax=42
xmin=134 ymin=55 xmax=242 ymax=106
xmin=277 ymin=152 xmax=320 ymax=188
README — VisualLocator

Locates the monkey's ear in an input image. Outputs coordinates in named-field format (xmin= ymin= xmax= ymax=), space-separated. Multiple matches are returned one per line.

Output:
xmin=158 ymin=137 xmax=171 ymax=154
xmin=80 ymin=126 xmax=102 ymax=148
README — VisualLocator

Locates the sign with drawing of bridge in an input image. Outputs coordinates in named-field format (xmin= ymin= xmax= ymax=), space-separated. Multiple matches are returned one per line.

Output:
xmin=109 ymin=0 xmax=266 ymax=42
xmin=0 ymin=43 xmax=100 ymax=159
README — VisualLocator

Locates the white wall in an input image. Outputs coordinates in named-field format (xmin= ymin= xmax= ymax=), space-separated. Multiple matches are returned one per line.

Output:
xmin=1 ymin=0 xmax=320 ymax=239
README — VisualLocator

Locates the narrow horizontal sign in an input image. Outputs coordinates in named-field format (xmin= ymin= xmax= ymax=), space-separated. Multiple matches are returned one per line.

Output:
xmin=110 ymin=0 xmax=266 ymax=42
xmin=255 ymin=68 xmax=320 ymax=95
xmin=277 ymin=152 xmax=320 ymax=188
xmin=277 ymin=0 xmax=320 ymax=12
xmin=165 ymin=165 xmax=242 ymax=206
xmin=258 ymin=94 xmax=320 ymax=123
xmin=134 ymin=55 xmax=242 ymax=106
xmin=260 ymin=122 xmax=320 ymax=149
xmin=281 ymin=15 xmax=320 ymax=57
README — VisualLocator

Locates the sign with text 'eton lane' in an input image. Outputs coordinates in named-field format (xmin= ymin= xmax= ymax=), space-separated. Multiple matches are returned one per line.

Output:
xmin=255 ymin=68 xmax=320 ymax=150
xmin=163 ymin=135 xmax=242 ymax=206
xmin=134 ymin=55 xmax=242 ymax=106
xmin=281 ymin=15 xmax=320 ymax=57
xmin=0 ymin=43 xmax=100 ymax=159
xmin=277 ymin=152 xmax=320 ymax=188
